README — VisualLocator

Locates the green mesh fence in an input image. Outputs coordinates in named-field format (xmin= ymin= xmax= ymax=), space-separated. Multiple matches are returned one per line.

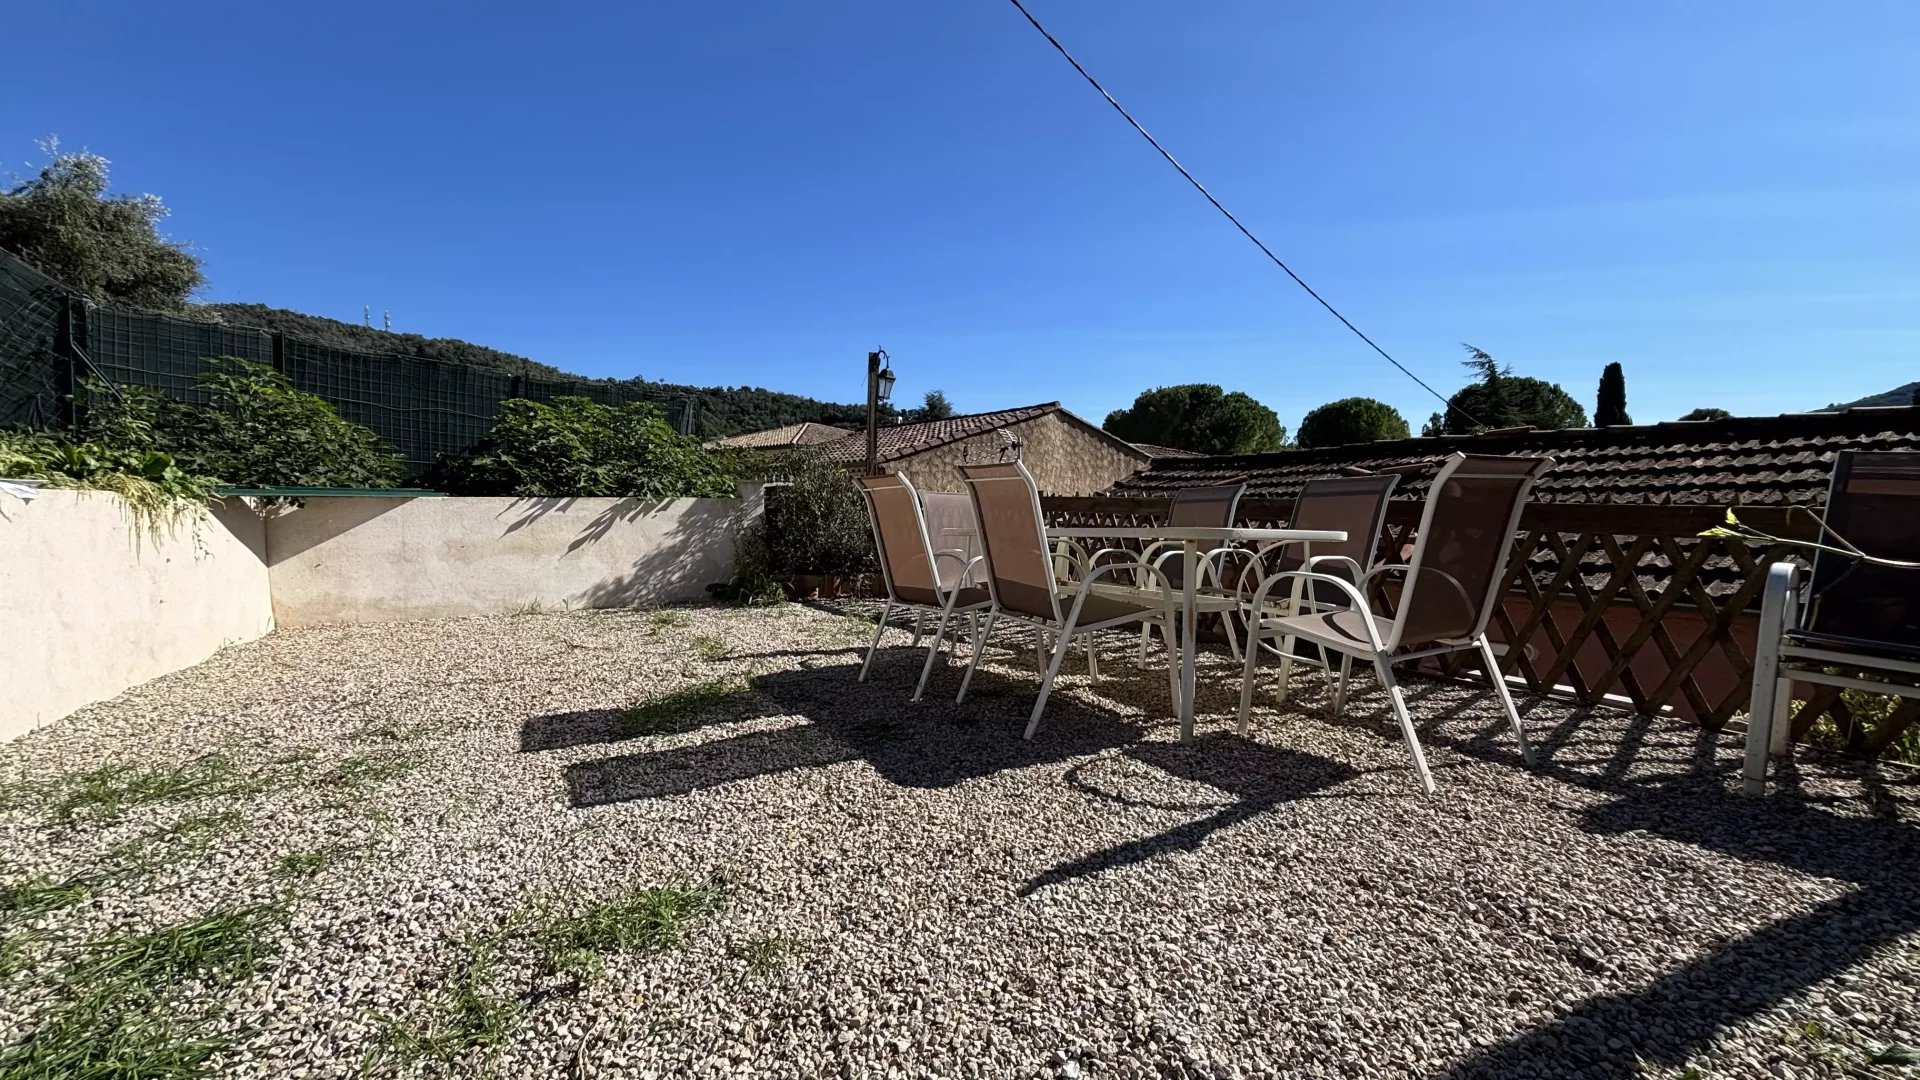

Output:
xmin=0 ymin=248 xmax=693 ymax=476
xmin=0 ymin=252 xmax=68 ymax=428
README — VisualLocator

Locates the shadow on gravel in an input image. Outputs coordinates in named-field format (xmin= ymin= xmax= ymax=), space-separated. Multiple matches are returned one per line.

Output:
xmin=1365 ymin=679 xmax=1920 ymax=1079
xmin=560 ymin=657 xmax=1145 ymax=808
xmin=1019 ymin=735 xmax=1363 ymax=896
xmin=521 ymin=695 xmax=779 ymax=753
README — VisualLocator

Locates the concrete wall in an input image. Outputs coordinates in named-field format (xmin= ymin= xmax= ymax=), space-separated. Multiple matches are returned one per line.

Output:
xmin=267 ymin=486 xmax=762 ymax=626
xmin=0 ymin=491 xmax=274 ymax=741
xmin=892 ymin=412 xmax=1149 ymax=495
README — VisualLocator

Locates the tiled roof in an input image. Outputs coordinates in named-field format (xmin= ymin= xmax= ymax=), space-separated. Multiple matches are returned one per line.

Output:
xmin=715 ymin=422 xmax=856 ymax=449
xmin=1106 ymin=408 xmax=1920 ymax=507
xmin=815 ymin=403 xmax=1147 ymax=465
xmin=1132 ymin=443 xmax=1206 ymax=459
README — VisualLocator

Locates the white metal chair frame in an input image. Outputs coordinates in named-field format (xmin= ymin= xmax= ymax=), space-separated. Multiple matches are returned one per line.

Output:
xmin=855 ymin=472 xmax=995 ymax=701
xmin=955 ymin=460 xmax=1184 ymax=739
xmin=1234 ymin=454 xmax=1546 ymax=796
xmin=1743 ymin=454 xmax=1920 ymax=794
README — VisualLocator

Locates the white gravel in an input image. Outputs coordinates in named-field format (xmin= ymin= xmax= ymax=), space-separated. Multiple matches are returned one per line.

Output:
xmin=1 ymin=602 xmax=1916 ymax=1079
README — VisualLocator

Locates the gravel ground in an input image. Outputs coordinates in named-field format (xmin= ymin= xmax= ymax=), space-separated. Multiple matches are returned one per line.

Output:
xmin=1 ymin=602 xmax=1917 ymax=1080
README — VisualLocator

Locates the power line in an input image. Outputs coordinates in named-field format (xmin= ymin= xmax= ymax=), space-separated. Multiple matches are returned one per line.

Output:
xmin=1004 ymin=0 xmax=1476 ymax=427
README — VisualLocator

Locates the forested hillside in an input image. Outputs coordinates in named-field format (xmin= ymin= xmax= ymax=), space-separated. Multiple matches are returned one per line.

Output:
xmin=191 ymin=302 xmax=890 ymax=437
xmin=1826 ymin=382 xmax=1920 ymax=410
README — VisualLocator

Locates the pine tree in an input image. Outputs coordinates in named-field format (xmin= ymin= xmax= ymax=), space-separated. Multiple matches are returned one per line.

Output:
xmin=1595 ymin=362 xmax=1631 ymax=427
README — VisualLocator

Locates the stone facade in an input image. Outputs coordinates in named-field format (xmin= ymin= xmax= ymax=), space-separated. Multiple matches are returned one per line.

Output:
xmin=886 ymin=411 xmax=1147 ymax=495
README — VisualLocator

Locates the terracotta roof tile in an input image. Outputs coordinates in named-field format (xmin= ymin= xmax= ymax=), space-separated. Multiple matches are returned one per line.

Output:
xmin=715 ymin=422 xmax=856 ymax=449
xmin=1106 ymin=408 xmax=1920 ymax=508
xmin=816 ymin=403 xmax=1066 ymax=464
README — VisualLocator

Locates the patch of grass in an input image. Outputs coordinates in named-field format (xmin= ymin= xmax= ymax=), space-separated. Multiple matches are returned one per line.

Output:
xmin=0 ymin=904 xmax=286 ymax=1077
xmin=690 ymin=634 xmax=730 ymax=661
xmin=109 ymin=811 xmax=246 ymax=873
xmin=515 ymin=599 xmax=548 ymax=616
xmin=728 ymin=933 xmax=804 ymax=979
xmin=19 ymin=754 xmax=264 ymax=825
xmin=524 ymin=877 xmax=730 ymax=982
xmin=0 ymin=875 xmax=93 ymax=918
xmin=325 ymin=751 xmax=416 ymax=792
xmin=372 ymin=938 xmax=524 ymax=1070
xmin=273 ymin=850 xmax=332 ymax=880
xmin=618 ymin=679 xmax=747 ymax=736
xmin=68 ymin=905 xmax=285 ymax=989
xmin=648 ymin=608 xmax=692 ymax=634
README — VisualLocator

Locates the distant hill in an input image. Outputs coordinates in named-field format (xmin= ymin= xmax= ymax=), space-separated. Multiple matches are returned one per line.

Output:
xmin=1826 ymin=382 xmax=1920 ymax=410
xmin=190 ymin=302 xmax=891 ymax=437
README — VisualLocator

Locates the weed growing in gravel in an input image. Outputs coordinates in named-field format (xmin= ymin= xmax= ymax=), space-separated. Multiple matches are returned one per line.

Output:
xmin=325 ymin=751 xmax=416 ymax=792
xmin=523 ymin=876 xmax=731 ymax=983
xmin=109 ymin=811 xmax=245 ymax=873
xmin=273 ymin=850 xmax=331 ymax=880
xmin=0 ymin=903 xmax=286 ymax=1077
xmin=691 ymin=634 xmax=730 ymax=661
xmin=15 ymin=754 xmax=265 ymax=824
xmin=728 ymin=933 xmax=804 ymax=979
xmin=0 ymin=875 xmax=93 ymax=917
xmin=372 ymin=938 xmax=524 ymax=1070
xmin=648 ymin=608 xmax=692 ymax=634
xmin=618 ymin=680 xmax=747 ymax=736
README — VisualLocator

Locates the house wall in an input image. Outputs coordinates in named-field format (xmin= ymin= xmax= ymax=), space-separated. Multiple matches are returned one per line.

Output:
xmin=0 ymin=491 xmax=274 ymax=742
xmin=267 ymin=486 xmax=763 ymax=626
xmin=891 ymin=412 xmax=1147 ymax=495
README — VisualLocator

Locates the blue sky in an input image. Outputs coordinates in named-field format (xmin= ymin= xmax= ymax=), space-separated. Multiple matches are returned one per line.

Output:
xmin=7 ymin=1 xmax=1918 ymax=431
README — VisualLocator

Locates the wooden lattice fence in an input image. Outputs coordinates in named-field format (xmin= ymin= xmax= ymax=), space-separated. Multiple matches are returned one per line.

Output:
xmin=1040 ymin=496 xmax=1915 ymax=758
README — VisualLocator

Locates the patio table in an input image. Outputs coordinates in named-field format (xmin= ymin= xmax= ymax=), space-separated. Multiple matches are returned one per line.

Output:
xmin=1046 ymin=526 xmax=1346 ymax=741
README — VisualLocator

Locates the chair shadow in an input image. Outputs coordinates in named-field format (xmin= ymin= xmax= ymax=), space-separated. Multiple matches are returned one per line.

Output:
xmin=558 ymin=658 xmax=1148 ymax=809
xmin=1018 ymin=734 xmax=1363 ymax=896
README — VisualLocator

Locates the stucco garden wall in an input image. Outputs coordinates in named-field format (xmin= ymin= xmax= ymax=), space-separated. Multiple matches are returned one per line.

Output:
xmin=0 ymin=490 xmax=273 ymax=741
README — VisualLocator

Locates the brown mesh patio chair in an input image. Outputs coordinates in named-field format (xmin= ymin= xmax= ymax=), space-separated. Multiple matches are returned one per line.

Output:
xmin=1235 ymin=453 xmax=1553 ymax=795
xmin=855 ymin=472 xmax=993 ymax=699
xmin=1123 ymin=481 xmax=1249 ymax=661
xmin=1745 ymin=450 xmax=1920 ymax=793
xmin=1232 ymin=472 xmax=1401 ymax=692
xmin=956 ymin=460 xmax=1187 ymax=739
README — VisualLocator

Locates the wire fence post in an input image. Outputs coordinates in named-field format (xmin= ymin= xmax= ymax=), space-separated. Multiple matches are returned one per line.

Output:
xmin=270 ymin=331 xmax=285 ymax=373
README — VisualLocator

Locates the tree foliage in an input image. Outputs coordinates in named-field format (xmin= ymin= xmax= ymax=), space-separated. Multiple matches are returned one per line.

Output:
xmin=0 ymin=428 xmax=217 ymax=538
xmin=1422 ymin=346 xmax=1588 ymax=436
xmin=80 ymin=358 xmax=402 ymax=488
xmin=907 ymin=390 xmax=955 ymax=423
xmin=756 ymin=449 xmax=876 ymax=578
xmin=1595 ymin=362 xmax=1631 ymax=426
xmin=1102 ymin=384 xmax=1286 ymax=455
xmin=1296 ymin=397 xmax=1410 ymax=449
xmin=427 ymin=396 xmax=734 ymax=498
xmin=0 ymin=139 xmax=203 ymax=310
xmin=1678 ymin=407 xmax=1733 ymax=422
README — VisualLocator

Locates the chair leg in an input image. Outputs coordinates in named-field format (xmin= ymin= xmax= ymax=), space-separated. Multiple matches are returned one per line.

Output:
xmin=1138 ymin=624 xmax=1151 ymax=665
xmin=1164 ymin=619 xmax=1185 ymax=720
xmin=1274 ymin=635 xmax=1296 ymax=706
xmin=858 ymin=601 xmax=892 ymax=683
xmin=1087 ymin=635 xmax=1100 ymax=682
xmin=1026 ymin=623 xmax=1079 ymax=739
xmin=1221 ymin=609 xmax=1243 ymax=663
xmin=1374 ymin=656 xmax=1437 ymax=797
xmin=1036 ymin=629 xmax=1048 ymax=673
xmin=1476 ymin=637 xmax=1536 ymax=767
xmin=914 ymin=603 xmax=960 ymax=702
xmin=1331 ymin=654 xmax=1352 ymax=717
xmin=957 ymin=611 xmax=998 ymax=703
xmin=910 ymin=612 xmax=926 ymax=650
xmin=1236 ymin=620 xmax=1262 ymax=736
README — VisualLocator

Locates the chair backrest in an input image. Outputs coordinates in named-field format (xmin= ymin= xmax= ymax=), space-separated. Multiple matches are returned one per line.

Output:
xmin=855 ymin=472 xmax=943 ymax=607
xmin=1389 ymin=453 xmax=1553 ymax=649
xmin=1166 ymin=482 xmax=1246 ymax=530
xmin=1274 ymin=473 xmax=1401 ymax=578
xmin=958 ymin=460 xmax=1060 ymax=622
xmin=916 ymin=489 xmax=979 ymax=590
xmin=1803 ymin=450 xmax=1920 ymax=649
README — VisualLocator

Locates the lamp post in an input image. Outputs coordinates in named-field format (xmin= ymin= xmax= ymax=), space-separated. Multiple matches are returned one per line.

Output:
xmin=865 ymin=348 xmax=895 ymax=476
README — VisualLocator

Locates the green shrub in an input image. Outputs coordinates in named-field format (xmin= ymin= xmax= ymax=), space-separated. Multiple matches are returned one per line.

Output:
xmin=426 ymin=396 xmax=734 ymax=498
xmin=758 ymin=449 xmax=874 ymax=577
xmin=78 ymin=358 xmax=402 ymax=488
xmin=0 ymin=428 xmax=217 ymax=537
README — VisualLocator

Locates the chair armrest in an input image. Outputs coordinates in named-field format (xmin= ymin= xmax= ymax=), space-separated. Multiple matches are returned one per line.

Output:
xmin=1244 ymin=569 xmax=1385 ymax=650
xmin=933 ymin=551 xmax=984 ymax=588
xmin=1361 ymin=563 xmax=1474 ymax=619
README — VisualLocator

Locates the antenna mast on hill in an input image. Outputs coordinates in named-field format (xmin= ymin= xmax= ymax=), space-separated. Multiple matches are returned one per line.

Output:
xmin=363 ymin=305 xmax=371 ymax=328
xmin=383 ymin=310 xmax=392 ymax=332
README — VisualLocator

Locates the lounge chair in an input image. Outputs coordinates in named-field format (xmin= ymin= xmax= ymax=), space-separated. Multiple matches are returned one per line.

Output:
xmin=1744 ymin=450 xmax=1920 ymax=794
xmin=1236 ymin=453 xmax=1552 ymax=795
xmin=854 ymin=472 xmax=994 ymax=699
xmin=954 ymin=460 xmax=1184 ymax=739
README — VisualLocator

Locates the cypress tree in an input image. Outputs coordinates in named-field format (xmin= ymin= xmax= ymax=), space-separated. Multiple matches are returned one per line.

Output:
xmin=1596 ymin=362 xmax=1631 ymax=426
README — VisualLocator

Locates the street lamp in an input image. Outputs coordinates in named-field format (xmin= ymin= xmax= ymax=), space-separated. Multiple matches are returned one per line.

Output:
xmin=866 ymin=348 xmax=894 ymax=476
